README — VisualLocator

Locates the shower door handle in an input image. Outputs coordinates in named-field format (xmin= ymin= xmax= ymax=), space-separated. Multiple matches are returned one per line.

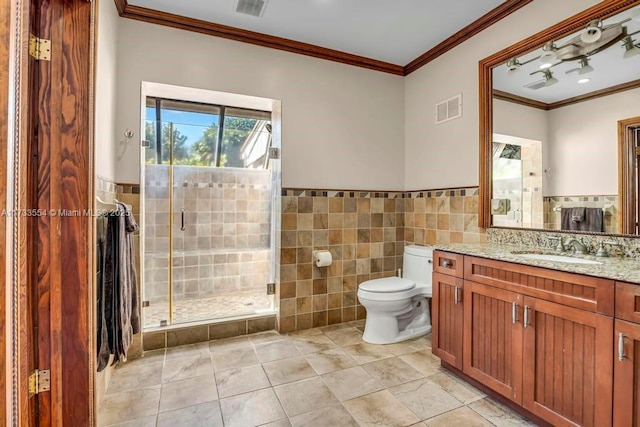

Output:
xmin=181 ymin=208 xmax=186 ymax=231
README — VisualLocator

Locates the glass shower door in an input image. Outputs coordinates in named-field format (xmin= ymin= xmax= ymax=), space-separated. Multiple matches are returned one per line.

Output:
xmin=142 ymin=97 xmax=276 ymax=329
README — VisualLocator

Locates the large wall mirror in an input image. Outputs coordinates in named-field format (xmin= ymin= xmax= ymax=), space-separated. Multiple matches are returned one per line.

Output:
xmin=479 ymin=0 xmax=640 ymax=235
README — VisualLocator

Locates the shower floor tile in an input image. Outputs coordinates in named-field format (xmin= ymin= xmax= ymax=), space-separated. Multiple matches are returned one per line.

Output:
xmin=144 ymin=290 xmax=273 ymax=328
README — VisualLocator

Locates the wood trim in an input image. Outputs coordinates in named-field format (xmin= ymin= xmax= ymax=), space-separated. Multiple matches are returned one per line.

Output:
xmin=547 ymin=78 xmax=640 ymax=110
xmin=404 ymin=0 xmax=532 ymax=75
xmin=116 ymin=1 xmax=404 ymax=75
xmin=618 ymin=117 xmax=640 ymax=235
xmin=492 ymin=90 xmax=549 ymax=111
xmin=478 ymin=0 xmax=639 ymax=229
xmin=494 ymin=80 xmax=640 ymax=112
xmin=113 ymin=0 xmax=531 ymax=76
xmin=0 ymin=0 xmax=10 ymax=421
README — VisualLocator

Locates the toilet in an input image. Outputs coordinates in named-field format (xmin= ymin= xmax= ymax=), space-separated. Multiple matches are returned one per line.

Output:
xmin=358 ymin=245 xmax=433 ymax=344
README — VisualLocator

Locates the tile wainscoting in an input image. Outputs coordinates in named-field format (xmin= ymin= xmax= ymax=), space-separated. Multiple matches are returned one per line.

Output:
xmin=276 ymin=187 xmax=487 ymax=333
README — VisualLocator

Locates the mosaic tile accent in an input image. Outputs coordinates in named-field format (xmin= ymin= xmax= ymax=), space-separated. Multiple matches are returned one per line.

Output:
xmin=96 ymin=175 xmax=119 ymax=195
xmin=281 ymin=189 xmax=405 ymax=199
xmin=487 ymin=228 xmax=640 ymax=260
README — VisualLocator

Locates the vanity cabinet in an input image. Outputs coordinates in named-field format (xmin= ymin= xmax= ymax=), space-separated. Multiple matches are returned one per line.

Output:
xmin=613 ymin=282 xmax=640 ymax=427
xmin=432 ymin=251 xmax=465 ymax=370
xmin=433 ymin=250 xmax=616 ymax=427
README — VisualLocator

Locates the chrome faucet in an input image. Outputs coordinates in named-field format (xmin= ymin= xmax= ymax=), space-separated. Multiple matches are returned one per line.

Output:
xmin=548 ymin=236 xmax=566 ymax=252
xmin=566 ymin=238 xmax=588 ymax=254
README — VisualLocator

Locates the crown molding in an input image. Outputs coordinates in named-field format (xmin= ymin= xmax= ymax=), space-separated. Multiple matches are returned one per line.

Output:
xmin=113 ymin=0 xmax=530 ymax=76
xmin=494 ymin=79 xmax=640 ymax=111
xmin=492 ymin=89 xmax=550 ymax=110
xmin=404 ymin=0 xmax=532 ymax=75
xmin=547 ymin=78 xmax=640 ymax=110
xmin=113 ymin=0 xmax=404 ymax=75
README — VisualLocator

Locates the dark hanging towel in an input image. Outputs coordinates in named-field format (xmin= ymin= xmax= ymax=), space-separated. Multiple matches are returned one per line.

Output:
xmin=97 ymin=202 xmax=140 ymax=372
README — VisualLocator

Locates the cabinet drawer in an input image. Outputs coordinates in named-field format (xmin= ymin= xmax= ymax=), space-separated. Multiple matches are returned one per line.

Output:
xmin=615 ymin=282 xmax=640 ymax=324
xmin=464 ymin=256 xmax=614 ymax=315
xmin=433 ymin=251 xmax=464 ymax=278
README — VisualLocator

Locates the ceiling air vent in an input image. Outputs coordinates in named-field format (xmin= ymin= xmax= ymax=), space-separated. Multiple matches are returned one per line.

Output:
xmin=435 ymin=94 xmax=462 ymax=125
xmin=235 ymin=0 xmax=268 ymax=18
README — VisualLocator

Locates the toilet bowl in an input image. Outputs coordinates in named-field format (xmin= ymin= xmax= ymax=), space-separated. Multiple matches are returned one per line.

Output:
xmin=358 ymin=245 xmax=433 ymax=344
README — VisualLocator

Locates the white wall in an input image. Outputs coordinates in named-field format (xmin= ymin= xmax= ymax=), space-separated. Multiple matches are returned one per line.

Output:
xmin=547 ymin=88 xmax=640 ymax=196
xmin=404 ymin=0 xmax=600 ymax=190
xmin=115 ymin=20 xmax=405 ymax=190
xmin=94 ymin=0 xmax=119 ymax=181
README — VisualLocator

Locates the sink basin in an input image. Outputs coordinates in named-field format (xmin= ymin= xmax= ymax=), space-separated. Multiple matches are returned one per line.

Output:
xmin=512 ymin=252 xmax=602 ymax=265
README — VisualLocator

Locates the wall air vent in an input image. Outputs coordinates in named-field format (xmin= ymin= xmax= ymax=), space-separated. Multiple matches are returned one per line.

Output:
xmin=235 ymin=0 xmax=268 ymax=18
xmin=435 ymin=93 xmax=462 ymax=125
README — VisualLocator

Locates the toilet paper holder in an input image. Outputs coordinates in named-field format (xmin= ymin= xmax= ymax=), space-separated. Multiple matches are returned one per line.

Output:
xmin=312 ymin=250 xmax=333 ymax=267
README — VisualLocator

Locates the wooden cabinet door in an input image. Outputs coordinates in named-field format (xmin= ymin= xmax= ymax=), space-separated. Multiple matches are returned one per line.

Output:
xmin=432 ymin=272 xmax=464 ymax=369
xmin=614 ymin=319 xmax=640 ymax=427
xmin=463 ymin=280 xmax=523 ymax=403
xmin=522 ymin=296 xmax=613 ymax=427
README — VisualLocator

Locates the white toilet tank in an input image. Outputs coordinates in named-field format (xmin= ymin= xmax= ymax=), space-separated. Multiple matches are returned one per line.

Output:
xmin=402 ymin=245 xmax=434 ymax=286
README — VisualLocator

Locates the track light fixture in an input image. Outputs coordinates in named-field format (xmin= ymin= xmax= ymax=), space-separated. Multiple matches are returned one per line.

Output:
xmin=539 ymin=42 xmax=557 ymax=69
xmin=543 ymin=70 xmax=558 ymax=87
xmin=622 ymin=35 xmax=640 ymax=58
xmin=581 ymin=19 xmax=603 ymax=43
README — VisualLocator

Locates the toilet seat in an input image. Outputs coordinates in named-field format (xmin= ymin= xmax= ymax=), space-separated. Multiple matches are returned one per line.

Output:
xmin=359 ymin=277 xmax=415 ymax=293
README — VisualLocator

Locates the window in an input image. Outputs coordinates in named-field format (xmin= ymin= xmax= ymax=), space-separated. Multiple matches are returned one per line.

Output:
xmin=145 ymin=97 xmax=271 ymax=168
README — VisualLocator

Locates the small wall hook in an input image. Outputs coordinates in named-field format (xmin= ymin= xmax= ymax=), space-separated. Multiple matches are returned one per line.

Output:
xmin=123 ymin=129 xmax=134 ymax=143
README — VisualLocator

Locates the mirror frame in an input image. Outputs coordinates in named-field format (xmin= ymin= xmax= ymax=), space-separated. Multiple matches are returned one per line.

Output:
xmin=478 ymin=0 xmax=640 ymax=234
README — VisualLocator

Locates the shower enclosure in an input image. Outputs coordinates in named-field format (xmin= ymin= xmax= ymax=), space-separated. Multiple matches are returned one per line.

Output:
xmin=141 ymin=97 xmax=277 ymax=329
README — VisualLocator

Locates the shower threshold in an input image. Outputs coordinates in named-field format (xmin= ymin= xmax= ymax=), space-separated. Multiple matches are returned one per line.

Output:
xmin=143 ymin=290 xmax=274 ymax=331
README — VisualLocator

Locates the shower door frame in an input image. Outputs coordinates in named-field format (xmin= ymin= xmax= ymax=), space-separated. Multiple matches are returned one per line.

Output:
xmin=139 ymin=82 xmax=281 ymax=330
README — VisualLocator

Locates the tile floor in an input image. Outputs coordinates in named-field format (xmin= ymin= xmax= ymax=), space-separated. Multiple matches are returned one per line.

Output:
xmin=144 ymin=291 xmax=274 ymax=328
xmin=98 ymin=321 xmax=537 ymax=427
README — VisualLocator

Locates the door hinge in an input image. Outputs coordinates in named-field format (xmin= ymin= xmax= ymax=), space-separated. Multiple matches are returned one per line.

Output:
xmin=267 ymin=283 xmax=275 ymax=295
xmin=28 ymin=369 xmax=51 ymax=396
xmin=29 ymin=34 xmax=51 ymax=61
xmin=268 ymin=147 xmax=280 ymax=160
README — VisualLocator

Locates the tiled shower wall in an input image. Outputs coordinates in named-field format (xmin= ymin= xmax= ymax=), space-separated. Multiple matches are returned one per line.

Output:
xmin=544 ymin=195 xmax=618 ymax=234
xmin=275 ymin=187 xmax=487 ymax=333
xmin=143 ymin=165 xmax=272 ymax=303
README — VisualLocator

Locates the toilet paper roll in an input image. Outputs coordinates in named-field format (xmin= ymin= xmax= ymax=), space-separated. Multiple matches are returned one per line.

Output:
xmin=313 ymin=250 xmax=332 ymax=267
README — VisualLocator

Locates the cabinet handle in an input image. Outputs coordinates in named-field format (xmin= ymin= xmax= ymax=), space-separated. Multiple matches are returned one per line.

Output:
xmin=512 ymin=302 xmax=518 ymax=325
xmin=618 ymin=333 xmax=626 ymax=362
xmin=454 ymin=286 xmax=460 ymax=304
xmin=442 ymin=259 xmax=452 ymax=268
xmin=523 ymin=305 xmax=530 ymax=328
xmin=181 ymin=208 xmax=186 ymax=231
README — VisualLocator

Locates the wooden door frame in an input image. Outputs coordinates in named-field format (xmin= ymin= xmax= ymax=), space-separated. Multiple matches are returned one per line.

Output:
xmin=618 ymin=116 xmax=640 ymax=235
xmin=3 ymin=0 xmax=97 ymax=425
xmin=2 ymin=0 xmax=32 ymax=424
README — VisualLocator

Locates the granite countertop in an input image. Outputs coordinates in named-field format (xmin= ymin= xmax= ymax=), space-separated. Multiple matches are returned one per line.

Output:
xmin=434 ymin=243 xmax=640 ymax=285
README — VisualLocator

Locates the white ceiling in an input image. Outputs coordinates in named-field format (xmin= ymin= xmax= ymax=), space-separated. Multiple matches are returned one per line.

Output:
xmin=493 ymin=7 xmax=640 ymax=104
xmin=127 ymin=0 xmax=505 ymax=65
